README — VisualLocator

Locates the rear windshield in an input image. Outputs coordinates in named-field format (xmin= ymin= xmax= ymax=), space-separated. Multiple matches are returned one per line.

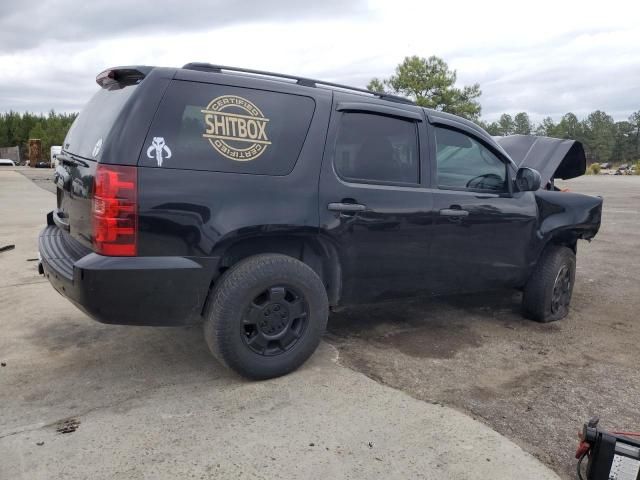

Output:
xmin=63 ymin=84 xmax=137 ymax=160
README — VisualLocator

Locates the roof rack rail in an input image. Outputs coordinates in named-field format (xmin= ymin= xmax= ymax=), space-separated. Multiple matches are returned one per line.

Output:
xmin=182 ymin=63 xmax=415 ymax=105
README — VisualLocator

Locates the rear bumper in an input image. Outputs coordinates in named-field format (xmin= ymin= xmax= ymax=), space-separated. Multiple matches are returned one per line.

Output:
xmin=39 ymin=224 xmax=217 ymax=326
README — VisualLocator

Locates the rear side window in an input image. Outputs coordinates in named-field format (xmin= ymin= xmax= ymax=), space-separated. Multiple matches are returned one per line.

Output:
xmin=333 ymin=113 xmax=419 ymax=184
xmin=140 ymin=80 xmax=315 ymax=175
xmin=64 ymin=84 xmax=138 ymax=160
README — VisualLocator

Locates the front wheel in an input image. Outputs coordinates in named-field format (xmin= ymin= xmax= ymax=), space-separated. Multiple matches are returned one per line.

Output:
xmin=204 ymin=254 xmax=328 ymax=380
xmin=522 ymin=246 xmax=576 ymax=323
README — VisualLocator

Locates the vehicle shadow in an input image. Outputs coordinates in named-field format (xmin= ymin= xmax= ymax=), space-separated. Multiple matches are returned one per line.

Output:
xmin=325 ymin=289 xmax=547 ymax=359
xmin=10 ymin=317 xmax=242 ymax=420
xmin=328 ymin=289 xmax=524 ymax=333
xmin=25 ymin=318 xmax=231 ymax=375
xmin=20 ymin=288 xmax=533 ymax=399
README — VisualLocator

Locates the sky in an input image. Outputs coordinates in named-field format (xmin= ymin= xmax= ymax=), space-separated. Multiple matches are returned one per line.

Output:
xmin=0 ymin=0 xmax=638 ymax=123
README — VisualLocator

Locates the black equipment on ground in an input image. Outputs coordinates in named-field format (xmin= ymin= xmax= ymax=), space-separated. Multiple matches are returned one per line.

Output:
xmin=576 ymin=417 xmax=640 ymax=480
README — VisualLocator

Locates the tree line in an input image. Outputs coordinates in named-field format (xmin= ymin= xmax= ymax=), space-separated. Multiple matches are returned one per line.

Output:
xmin=477 ymin=111 xmax=640 ymax=164
xmin=369 ymin=56 xmax=640 ymax=164
xmin=0 ymin=111 xmax=77 ymax=161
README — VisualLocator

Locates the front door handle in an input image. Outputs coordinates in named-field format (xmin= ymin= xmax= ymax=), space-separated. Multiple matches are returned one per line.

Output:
xmin=439 ymin=208 xmax=469 ymax=218
xmin=328 ymin=202 xmax=366 ymax=213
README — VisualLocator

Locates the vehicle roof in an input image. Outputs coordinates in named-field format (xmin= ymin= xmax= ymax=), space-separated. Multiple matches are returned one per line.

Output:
xmin=179 ymin=62 xmax=415 ymax=105
xmin=174 ymin=65 xmax=431 ymax=122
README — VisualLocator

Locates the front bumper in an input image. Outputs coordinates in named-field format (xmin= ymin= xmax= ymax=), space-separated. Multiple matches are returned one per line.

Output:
xmin=38 ymin=223 xmax=216 ymax=326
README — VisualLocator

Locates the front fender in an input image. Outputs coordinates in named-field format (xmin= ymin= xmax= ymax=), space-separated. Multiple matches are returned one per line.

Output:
xmin=535 ymin=190 xmax=603 ymax=246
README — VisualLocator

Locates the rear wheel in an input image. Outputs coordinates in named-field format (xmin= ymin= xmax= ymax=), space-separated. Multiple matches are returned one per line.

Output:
xmin=522 ymin=246 xmax=576 ymax=323
xmin=204 ymin=254 xmax=328 ymax=379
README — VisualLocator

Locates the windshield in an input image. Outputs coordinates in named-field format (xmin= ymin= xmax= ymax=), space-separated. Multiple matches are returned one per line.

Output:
xmin=63 ymin=84 xmax=137 ymax=160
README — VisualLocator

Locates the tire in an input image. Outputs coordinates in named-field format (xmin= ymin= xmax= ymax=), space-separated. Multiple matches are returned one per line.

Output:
xmin=203 ymin=254 xmax=328 ymax=380
xmin=522 ymin=245 xmax=576 ymax=323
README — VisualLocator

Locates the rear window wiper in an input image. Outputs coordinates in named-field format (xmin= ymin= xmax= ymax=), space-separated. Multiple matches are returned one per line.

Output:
xmin=60 ymin=152 xmax=90 ymax=168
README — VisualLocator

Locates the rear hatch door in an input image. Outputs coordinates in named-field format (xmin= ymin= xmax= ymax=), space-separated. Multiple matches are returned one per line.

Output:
xmin=55 ymin=71 xmax=144 ymax=249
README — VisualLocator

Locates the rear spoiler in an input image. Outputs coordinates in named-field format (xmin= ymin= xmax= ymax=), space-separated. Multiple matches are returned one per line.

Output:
xmin=96 ymin=66 xmax=152 ymax=88
xmin=493 ymin=135 xmax=586 ymax=185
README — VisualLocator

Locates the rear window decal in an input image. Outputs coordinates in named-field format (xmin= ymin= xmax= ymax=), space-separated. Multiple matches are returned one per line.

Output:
xmin=146 ymin=137 xmax=172 ymax=167
xmin=201 ymin=95 xmax=271 ymax=162
xmin=92 ymin=138 xmax=103 ymax=158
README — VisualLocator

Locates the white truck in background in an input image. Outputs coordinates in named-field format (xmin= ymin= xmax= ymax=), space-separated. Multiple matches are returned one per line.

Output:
xmin=50 ymin=146 xmax=62 ymax=168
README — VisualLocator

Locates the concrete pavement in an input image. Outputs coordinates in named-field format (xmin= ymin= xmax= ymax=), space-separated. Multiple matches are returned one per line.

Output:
xmin=0 ymin=169 xmax=560 ymax=480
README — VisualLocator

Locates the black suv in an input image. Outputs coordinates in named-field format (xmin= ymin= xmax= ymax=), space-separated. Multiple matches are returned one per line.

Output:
xmin=39 ymin=64 xmax=602 ymax=379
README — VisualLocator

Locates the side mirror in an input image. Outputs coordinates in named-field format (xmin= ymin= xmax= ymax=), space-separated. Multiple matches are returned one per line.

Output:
xmin=515 ymin=167 xmax=542 ymax=191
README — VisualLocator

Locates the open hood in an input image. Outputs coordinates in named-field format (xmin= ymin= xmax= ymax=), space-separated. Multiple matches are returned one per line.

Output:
xmin=493 ymin=135 xmax=586 ymax=185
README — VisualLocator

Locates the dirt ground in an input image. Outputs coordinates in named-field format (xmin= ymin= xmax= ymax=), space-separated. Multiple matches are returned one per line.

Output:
xmin=327 ymin=176 xmax=640 ymax=479
xmin=16 ymin=169 xmax=639 ymax=478
xmin=17 ymin=167 xmax=57 ymax=194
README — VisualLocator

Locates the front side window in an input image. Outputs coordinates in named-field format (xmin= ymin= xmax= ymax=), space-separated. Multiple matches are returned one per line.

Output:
xmin=434 ymin=127 xmax=507 ymax=192
xmin=334 ymin=113 xmax=419 ymax=184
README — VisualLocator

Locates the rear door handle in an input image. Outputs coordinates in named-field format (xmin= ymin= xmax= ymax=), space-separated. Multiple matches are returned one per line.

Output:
xmin=439 ymin=208 xmax=469 ymax=218
xmin=328 ymin=202 xmax=366 ymax=213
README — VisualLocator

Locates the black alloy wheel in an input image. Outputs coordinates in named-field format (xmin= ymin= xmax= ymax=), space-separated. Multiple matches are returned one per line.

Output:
xmin=242 ymin=285 xmax=309 ymax=356
xmin=522 ymin=245 xmax=576 ymax=323
xmin=550 ymin=265 xmax=571 ymax=316
xmin=203 ymin=254 xmax=328 ymax=379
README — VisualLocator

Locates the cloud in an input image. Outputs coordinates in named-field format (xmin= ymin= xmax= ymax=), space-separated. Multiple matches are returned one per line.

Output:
xmin=0 ymin=0 xmax=638 ymax=123
xmin=451 ymin=28 xmax=640 ymax=122
xmin=0 ymin=0 xmax=367 ymax=54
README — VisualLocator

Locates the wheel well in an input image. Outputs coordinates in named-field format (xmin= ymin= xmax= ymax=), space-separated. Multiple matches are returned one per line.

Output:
xmin=520 ymin=234 xmax=577 ymax=291
xmin=547 ymin=232 xmax=578 ymax=254
xmin=214 ymin=235 xmax=341 ymax=306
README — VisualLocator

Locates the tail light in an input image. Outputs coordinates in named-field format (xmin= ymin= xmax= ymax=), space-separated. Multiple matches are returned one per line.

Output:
xmin=92 ymin=164 xmax=137 ymax=256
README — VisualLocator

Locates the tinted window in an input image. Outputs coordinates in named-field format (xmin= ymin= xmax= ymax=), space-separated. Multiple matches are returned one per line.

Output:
xmin=334 ymin=113 xmax=419 ymax=184
xmin=64 ymin=84 xmax=137 ymax=160
xmin=434 ymin=127 xmax=507 ymax=191
xmin=140 ymin=80 xmax=315 ymax=175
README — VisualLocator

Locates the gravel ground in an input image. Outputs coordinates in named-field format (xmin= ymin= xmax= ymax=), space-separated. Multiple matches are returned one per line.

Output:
xmin=16 ymin=167 xmax=639 ymax=478
xmin=1 ymin=169 xmax=560 ymax=480
xmin=16 ymin=167 xmax=56 ymax=194
xmin=327 ymin=176 xmax=640 ymax=479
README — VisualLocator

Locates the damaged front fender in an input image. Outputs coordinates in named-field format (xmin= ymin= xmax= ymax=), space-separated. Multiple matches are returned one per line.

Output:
xmin=534 ymin=190 xmax=603 ymax=247
xmin=494 ymin=134 xmax=602 ymax=255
